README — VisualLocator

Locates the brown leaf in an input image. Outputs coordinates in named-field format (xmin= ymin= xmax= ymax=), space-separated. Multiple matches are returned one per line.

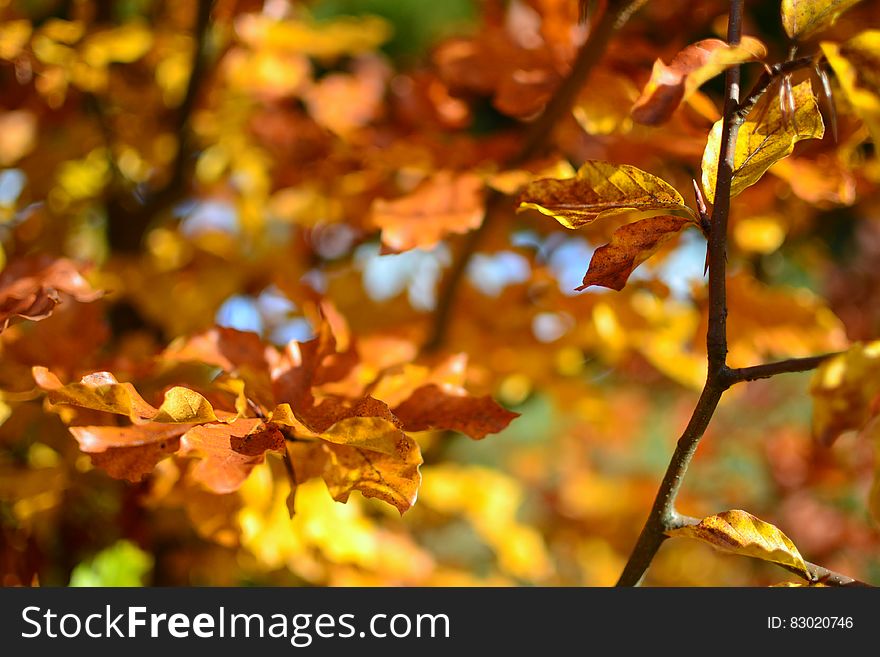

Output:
xmin=0 ymin=257 xmax=102 ymax=331
xmin=371 ymin=171 xmax=485 ymax=252
xmin=518 ymin=161 xmax=695 ymax=229
xmin=392 ymin=384 xmax=518 ymax=440
xmin=577 ymin=215 xmax=692 ymax=291
xmin=632 ymin=37 xmax=766 ymax=125
xmin=69 ymin=424 xmax=189 ymax=482
xmin=180 ymin=419 xmax=285 ymax=494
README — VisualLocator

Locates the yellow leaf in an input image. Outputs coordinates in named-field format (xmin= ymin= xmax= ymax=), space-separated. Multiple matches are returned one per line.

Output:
xmin=33 ymin=367 xmax=221 ymax=425
xmin=632 ymin=37 xmax=767 ymax=125
xmin=810 ymin=342 xmax=880 ymax=445
xmin=668 ymin=510 xmax=810 ymax=579
xmin=518 ymin=160 xmax=695 ymax=229
xmin=152 ymin=387 xmax=219 ymax=424
xmin=782 ymin=0 xmax=863 ymax=40
xmin=701 ymin=80 xmax=825 ymax=203
xmin=322 ymin=439 xmax=423 ymax=515
xmin=822 ymin=30 xmax=880 ymax=145
xmin=321 ymin=415 xmax=410 ymax=455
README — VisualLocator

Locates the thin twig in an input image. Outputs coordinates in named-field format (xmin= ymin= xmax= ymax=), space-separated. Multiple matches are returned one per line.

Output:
xmin=423 ymin=0 xmax=648 ymax=353
xmin=734 ymin=55 xmax=815 ymax=122
xmin=728 ymin=353 xmax=838 ymax=383
xmin=616 ymin=0 xmax=745 ymax=586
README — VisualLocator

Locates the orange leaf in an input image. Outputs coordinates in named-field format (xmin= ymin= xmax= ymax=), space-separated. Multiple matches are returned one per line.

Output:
xmin=0 ymin=256 xmax=102 ymax=331
xmin=371 ymin=171 xmax=485 ymax=252
xmin=392 ymin=384 xmax=518 ymax=440
xmin=632 ymin=37 xmax=766 ymax=125
xmin=70 ymin=424 xmax=189 ymax=482
xmin=180 ymin=419 xmax=285 ymax=494
xmin=577 ymin=215 xmax=692 ymax=291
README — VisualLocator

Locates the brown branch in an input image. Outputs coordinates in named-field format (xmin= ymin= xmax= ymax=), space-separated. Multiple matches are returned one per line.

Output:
xmin=107 ymin=0 xmax=215 ymax=252
xmin=728 ymin=352 xmax=838 ymax=383
xmin=734 ymin=55 xmax=815 ymax=122
xmin=423 ymin=0 xmax=648 ymax=353
xmin=616 ymin=0 xmax=744 ymax=586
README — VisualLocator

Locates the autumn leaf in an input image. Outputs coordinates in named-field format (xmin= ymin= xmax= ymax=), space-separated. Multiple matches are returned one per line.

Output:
xmin=782 ymin=0 xmax=863 ymax=40
xmin=70 ymin=424 xmax=189 ymax=482
xmin=810 ymin=342 xmax=880 ymax=445
xmin=321 ymin=438 xmax=423 ymax=515
xmin=33 ymin=367 xmax=224 ymax=425
xmin=821 ymin=30 xmax=880 ymax=145
xmin=518 ymin=161 xmax=695 ymax=229
xmin=667 ymin=510 xmax=811 ymax=579
xmin=180 ymin=419 xmax=285 ymax=494
xmin=632 ymin=37 xmax=767 ymax=125
xmin=576 ymin=215 xmax=693 ymax=291
xmin=391 ymin=384 xmax=518 ymax=440
xmin=701 ymin=80 xmax=825 ymax=203
xmin=371 ymin=171 xmax=486 ymax=252
xmin=0 ymin=257 xmax=102 ymax=331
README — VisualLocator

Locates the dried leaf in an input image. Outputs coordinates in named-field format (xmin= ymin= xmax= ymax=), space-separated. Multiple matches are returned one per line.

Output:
xmin=577 ymin=215 xmax=693 ymax=291
xmin=33 ymin=367 xmax=222 ymax=425
xmin=0 ymin=257 xmax=102 ymax=331
xmin=632 ymin=37 xmax=767 ymax=125
xmin=70 ymin=424 xmax=188 ymax=482
xmin=180 ymin=419 xmax=285 ymax=494
xmin=782 ymin=0 xmax=863 ymax=40
xmin=668 ymin=510 xmax=810 ymax=579
xmin=321 ymin=438 xmax=423 ymax=515
xmin=392 ymin=384 xmax=518 ymax=440
xmin=518 ymin=160 xmax=695 ymax=229
xmin=371 ymin=171 xmax=486 ymax=252
xmin=701 ymin=80 xmax=825 ymax=203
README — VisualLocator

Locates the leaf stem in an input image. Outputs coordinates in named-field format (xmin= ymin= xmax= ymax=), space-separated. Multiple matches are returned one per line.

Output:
xmin=423 ymin=0 xmax=647 ymax=353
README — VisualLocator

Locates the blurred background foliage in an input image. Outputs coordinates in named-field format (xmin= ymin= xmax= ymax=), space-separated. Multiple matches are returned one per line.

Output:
xmin=1 ymin=0 xmax=879 ymax=586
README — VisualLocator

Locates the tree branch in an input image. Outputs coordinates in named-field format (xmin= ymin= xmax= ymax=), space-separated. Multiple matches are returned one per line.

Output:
xmin=616 ymin=0 xmax=744 ymax=586
xmin=728 ymin=352 xmax=838 ymax=384
xmin=423 ymin=0 xmax=647 ymax=353
xmin=734 ymin=55 xmax=815 ymax=122
xmin=106 ymin=0 xmax=215 ymax=252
